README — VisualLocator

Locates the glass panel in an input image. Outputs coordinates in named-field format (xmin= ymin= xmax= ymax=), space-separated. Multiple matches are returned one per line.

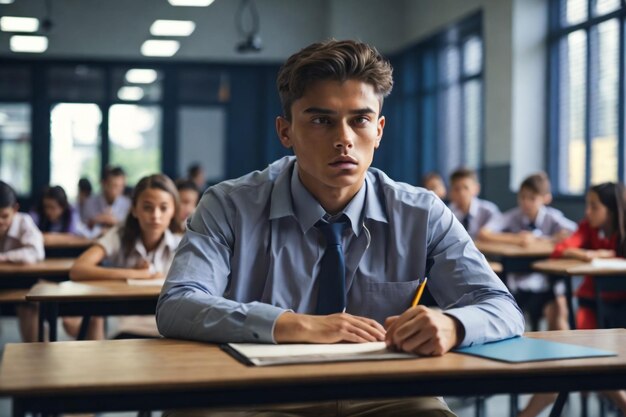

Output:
xmin=108 ymin=104 xmax=162 ymax=186
xmin=50 ymin=103 xmax=102 ymax=201
xmin=438 ymin=85 xmax=462 ymax=177
xmin=561 ymin=0 xmax=588 ymax=26
xmin=462 ymin=36 xmax=483 ymax=76
xmin=178 ymin=69 xmax=230 ymax=103
xmin=438 ymin=46 xmax=461 ymax=85
xmin=111 ymin=68 xmax=163 ymax=102
xmin=48 ymin=65 xmax=105 ymax=102
xmin=178 ymin=107 xmax=226 ymax=181
xmin=463 ymin=80 xmax=482 ymax=169
xmin=558 ymin=30 xmax=587 ymax=194
xmin=590 ymin=19 xmax=619 ymax=185
xmin=0 ymin=103 xmax=31 ymax=195
xmin=593 ymin=0 xmax=620 ymax=16
xmin=421 ymin=50 xmax=437 ymax=90
xmin=0 ymin=66 xmax=31 ymax=100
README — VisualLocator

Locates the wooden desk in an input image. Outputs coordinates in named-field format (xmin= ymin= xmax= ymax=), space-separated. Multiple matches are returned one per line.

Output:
xmin=474 ymin=240 xmax=554 ymax=278
xmin=0 ymin=258 xmax=74 ymax=289
xmin=533 ymin=259 xmax=626 ymax=329
xmin=0 ymin=329 xmax=624 ymax=416
xmin=43 ymin=234 xmax=93 ymax=258
xmin=26 ymin=280 xmax=161 ymax=342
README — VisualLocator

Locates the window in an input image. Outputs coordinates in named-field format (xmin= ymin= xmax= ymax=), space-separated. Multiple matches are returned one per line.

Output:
xmin=0 ymin=104 xmax=31 ymax=195
xmin=108 ymin=104 xmax=162 ymax=186
xmin=550 ymin=0 xmax=624 ymax=194
xmin=418 ymin=13 xmax=484 ymax=178
xmin=50 ymin=103 xmax=102 ymax=201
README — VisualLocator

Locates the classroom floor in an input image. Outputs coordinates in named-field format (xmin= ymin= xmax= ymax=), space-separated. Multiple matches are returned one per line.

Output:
xmin=0 ymin=316 xmax=611 ymax=417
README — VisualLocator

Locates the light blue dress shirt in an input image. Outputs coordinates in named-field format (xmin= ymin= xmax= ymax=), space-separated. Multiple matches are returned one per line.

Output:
xmin=482 ymin=206 xmax=578 ymax=293
xmin=157 ymin=156 xmax=524 ymax=347
xmin=449 ymin=198 xmax=501 ymax=239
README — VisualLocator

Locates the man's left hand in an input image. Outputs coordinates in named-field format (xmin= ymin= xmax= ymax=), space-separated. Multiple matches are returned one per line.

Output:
xmin=384 ymin=306 xmax=464 ymax=356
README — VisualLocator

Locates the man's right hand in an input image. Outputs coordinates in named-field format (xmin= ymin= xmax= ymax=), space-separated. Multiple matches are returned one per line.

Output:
xmin=273 ymin=312 xmax=386 ymax=343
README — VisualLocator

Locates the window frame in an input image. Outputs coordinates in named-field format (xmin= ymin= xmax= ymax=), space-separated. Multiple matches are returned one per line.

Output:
xmin=548 ymin=0 xmax=626 ymax=195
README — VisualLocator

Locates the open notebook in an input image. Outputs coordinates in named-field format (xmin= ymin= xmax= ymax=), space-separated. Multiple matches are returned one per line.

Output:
xmin=222 ymin=341 xmax=417 ymax=366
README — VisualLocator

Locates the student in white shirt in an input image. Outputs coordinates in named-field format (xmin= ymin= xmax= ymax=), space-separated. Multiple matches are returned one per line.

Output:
xmin=0 ymin=181 xmax=46 ymax=342
xmin=82 ymin=166 xmax=131 ymax=236
xmin=67 ymin=174 xmax=183 ymax=339
xmin=479 ymin=172 xmax=577 ymax=331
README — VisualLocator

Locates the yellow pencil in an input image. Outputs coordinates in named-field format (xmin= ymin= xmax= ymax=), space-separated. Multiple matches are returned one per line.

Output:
xmin=411 ymin=277 xmax=428 ymax=307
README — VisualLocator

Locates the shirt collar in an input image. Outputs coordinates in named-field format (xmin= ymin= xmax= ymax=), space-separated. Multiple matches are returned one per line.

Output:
xmin=522 ymin=206 xmax=546 ymax=228
xmin=268 ymin=159 xmax=387 ymax=236
xmin=6 ymin=212 xmax=22 ymax=240
xmin=132 ymin=228 xmax=178 ymax=257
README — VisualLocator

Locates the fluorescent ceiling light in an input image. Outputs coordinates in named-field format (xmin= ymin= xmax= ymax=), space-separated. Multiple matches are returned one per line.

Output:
xmin=118 ymin=86 xmax=144 ymax=101
xmin=141 ymin=40 xmax=180 ymax=57
xmin=125 ymin=69 xmax=158 ymax=84
xmin=168 ymin=0 xmax=215 ymax=6
xmin=10 ymin=35 xmax=48 ymax=53
xmin=0 ymin=0 xmax=15 ymax=4
xmin=150 ymin=20 xmax=195 ymax=37
xmin=1 ymin=16 xmax=39 ymax=33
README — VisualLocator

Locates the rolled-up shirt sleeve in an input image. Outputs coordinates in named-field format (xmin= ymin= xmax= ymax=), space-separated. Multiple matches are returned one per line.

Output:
xmin=156 ymin=187 xmax=287 ymax=344
xmin=425 ymin=198 xmax=525 ymax=347
xmin=0 ymin=214 xmax=45 ymax=264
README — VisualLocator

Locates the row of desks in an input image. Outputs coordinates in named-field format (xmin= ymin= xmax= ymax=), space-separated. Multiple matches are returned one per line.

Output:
xmin=0 ymin=240 xmax=625 ymax=415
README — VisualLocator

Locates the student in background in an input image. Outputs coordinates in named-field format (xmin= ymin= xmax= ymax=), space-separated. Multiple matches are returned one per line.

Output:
xmin=0 ymin=181 xmax=45 ymax=342
xmin=519 ymin=181 xmax=626 ymax=417
xmin=67 ymin=174 xmax=183 ymax=339
xmin=422 ymin=172 xmax=448 ymax=202
xmin=82 ymin=167 xmax=131 ymax=235
xmin=175 ymin=179 xmax=200 ymax=230
xmin=448 ymin=168 xmax=500 ymax=239
xmin=30 ymin=185 xmax=87 ymax=237
xmin=478 ymin=173 xmax=577 ymax=331
xmin=187 ymin=163 xmax=206 ymax=192
xmin=77 ymin=177 xmax=93 ymax=223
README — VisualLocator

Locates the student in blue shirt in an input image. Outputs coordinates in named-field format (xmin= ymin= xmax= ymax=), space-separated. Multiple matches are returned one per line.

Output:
xmin=157 ymin=39 xmax=523 ymax=417
xmin=478 ymin=173 xmax=577 ymax=331
xmin=448 ymin=168 xmax=500 ymax=239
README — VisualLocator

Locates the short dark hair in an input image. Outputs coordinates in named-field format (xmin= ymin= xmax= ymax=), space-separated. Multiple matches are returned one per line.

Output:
xmin=450 ymin=168 xmax=478 ymax=184
xmin=187 ymin=163 xmax=203 ymax=178
xmin=422 ymin=172 xmax=444 ymax=185
xmin=0 ymin=181 xmax=17 ymax=209
xmin=102 ymin=166 xmax=126 ymax=182
xmin=176 ymin=178 xmax=200 ymax=194
xmin=78 ymin=178 xmax=93 ymax=196
xmin=520 ymin=172 xmax=551 ymax=196
xmin=277 ymin=39 xmax=394 ymax=120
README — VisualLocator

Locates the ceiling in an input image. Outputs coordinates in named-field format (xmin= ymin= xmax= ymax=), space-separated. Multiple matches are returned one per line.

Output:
xmin=0 ymin=0 xmax=407 ymax=62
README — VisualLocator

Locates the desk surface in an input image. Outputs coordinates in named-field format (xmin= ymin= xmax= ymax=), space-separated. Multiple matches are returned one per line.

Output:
xmin=532 ymin=259 xmax=586 ymax=274
xmin=475 ymin=240 xmax=554 ymax=258
xmin=26 ymin=280 xmax=161 ymax=302
xmin=0 ymin=258 xmax=74 ymax=278
xmin=43 ymin=234 xmax=93 ymax=249
xmin=533 ymin=258 xmax=626 ymax=276
xmin=1 ymin=329 xmax=625 ymax=399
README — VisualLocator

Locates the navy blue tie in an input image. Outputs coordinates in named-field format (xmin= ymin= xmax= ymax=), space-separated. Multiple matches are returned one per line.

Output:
xmin=315 ymin=220 xmax=347 ymax=315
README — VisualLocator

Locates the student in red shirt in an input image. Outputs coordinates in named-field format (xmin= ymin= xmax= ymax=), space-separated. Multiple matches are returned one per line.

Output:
xmin=552 ymin=182 xmax=626 ymax=330
xmin=520 ymin=182 xmax=626 ymax=417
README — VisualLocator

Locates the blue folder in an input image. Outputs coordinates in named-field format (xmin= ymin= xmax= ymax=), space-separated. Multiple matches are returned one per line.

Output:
xmin=455 ymin=336 xmax=616 ymax=363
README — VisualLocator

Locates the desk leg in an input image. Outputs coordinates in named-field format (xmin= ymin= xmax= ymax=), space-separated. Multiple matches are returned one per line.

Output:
xmin=47 ymin=303 xmax=59 ymax=342
xmin=548 ymin=392 xmax=568 ymax=417
xmin=563 ymin=277 xmax=576 ymax=330
xmin=11 ymin=399 xmax=25 ymax=417
xmin=509 ymin=394 xmax=519 ymax=417
xmin=38 ymin=302 xmax=46 ymax=342
xmin=77 ymin=315 xmax=91 ymax=340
